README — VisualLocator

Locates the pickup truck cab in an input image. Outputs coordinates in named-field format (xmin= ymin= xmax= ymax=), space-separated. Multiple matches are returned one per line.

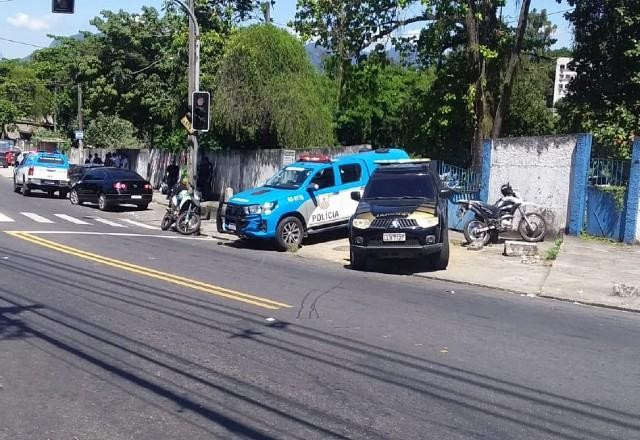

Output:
xmin=219 ymin=148 xmax=410 ymax=250
xmin=13 ymin=151 xmax=70 ymax=198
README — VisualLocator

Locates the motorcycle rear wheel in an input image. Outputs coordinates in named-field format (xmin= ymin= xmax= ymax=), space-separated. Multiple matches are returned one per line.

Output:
xmin=464 ymin=219 xmax=491 ymax=245
xmin=518 ymin=213 xmax=547 ymax=242
xmin=160 ymin=212 xmax=174 ymax=231
xmin=176 ymin=211 xmax=201 ymax=235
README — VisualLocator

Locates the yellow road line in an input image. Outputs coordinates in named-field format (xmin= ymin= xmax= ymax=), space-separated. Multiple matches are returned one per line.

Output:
xmin=7 ymin=231 xmax=291 ymax=310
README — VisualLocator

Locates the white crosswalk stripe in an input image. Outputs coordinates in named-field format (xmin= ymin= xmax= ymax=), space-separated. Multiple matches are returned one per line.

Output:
xmin=93 ymin=218 xmax=128 ymax=228
xmin=53 ymin=214 xmax=92 ymax=225
xmin=120 ymin=219 xmax=157 ymax=230
xmin=21 ymin=212 xmax=55 ymax=223
xmin=0 ymin=212 xmax=15 ymax=222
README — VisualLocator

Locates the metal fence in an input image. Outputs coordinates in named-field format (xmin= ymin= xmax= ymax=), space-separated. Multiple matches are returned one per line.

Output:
xmin=437 ymin=162 xmax=482 ymax=193
xmin=588 ymin=158 xmax=630 ymax=187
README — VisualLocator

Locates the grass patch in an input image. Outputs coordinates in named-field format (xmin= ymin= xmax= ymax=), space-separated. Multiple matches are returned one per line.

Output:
xmin=579 ymin=231 xmax=619 ymax=244
xmin=545 ymin=238 xmax=564 ymax=261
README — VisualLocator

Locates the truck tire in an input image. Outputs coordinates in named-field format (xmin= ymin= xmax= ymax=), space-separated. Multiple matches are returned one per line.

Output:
xmin=350 ymin=247 xmax=368 ymax=271
xmin=427 ymin=228 xmax=449 ymax=271
xmin=275 ymin=216 xmax=303 ymax=251
xmin=21 ymin=179 xmax=30 ymax=196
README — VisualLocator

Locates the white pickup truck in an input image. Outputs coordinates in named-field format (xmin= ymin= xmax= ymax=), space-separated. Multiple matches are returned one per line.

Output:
xmin=13 ymin=151 xmax=70 ymax=198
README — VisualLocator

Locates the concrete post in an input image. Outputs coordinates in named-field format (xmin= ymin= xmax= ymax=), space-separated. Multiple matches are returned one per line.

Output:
xmin=479 ymin=139 xmax=493 ymax=203
xmin=567 ymin=133 xmax=593 ymax=235
xmin=623 ymin=137 xmax=640 ymax=244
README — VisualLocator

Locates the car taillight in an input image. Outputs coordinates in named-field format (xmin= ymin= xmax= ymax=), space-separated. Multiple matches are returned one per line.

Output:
xmin=144 ymin=183 xmax=152 ymax=190
xmin=28 ymin=166 xmax=34 ymax=176
xmin=114 ymin=182 xmax=127 ymax=190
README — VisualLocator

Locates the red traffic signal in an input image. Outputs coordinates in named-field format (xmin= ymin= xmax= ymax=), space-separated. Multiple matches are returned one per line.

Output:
xmin=192 ymin=91 xmax=210 ymax=132
xmin=52 ymin=0 xmax=74 ymax=14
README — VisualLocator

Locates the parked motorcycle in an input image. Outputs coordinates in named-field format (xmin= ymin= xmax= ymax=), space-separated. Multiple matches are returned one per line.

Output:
xmin=161 ymin=186 xmax=202 ymax=235
xmin=457 ymin=183 xmax=547 ymax=245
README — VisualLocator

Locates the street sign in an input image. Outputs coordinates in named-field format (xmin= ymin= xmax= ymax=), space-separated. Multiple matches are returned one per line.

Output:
xmin=180 ymin=115 xmax=194 ymax=134
xmin=282 ymin=149 xmax=296 ymax=166
xmin=52 ymin=0 xmax=74 ymax=13
xmin=74 ymin=130 xmax=84 ymax=140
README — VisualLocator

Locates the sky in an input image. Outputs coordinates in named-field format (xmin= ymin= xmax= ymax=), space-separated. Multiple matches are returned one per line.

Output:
xmin=0 ymin=0 xmax=573 ymax=59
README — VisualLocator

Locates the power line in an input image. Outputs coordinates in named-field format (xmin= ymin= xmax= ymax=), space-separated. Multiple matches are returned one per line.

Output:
xmin=0 ymin=35 xmax=47 ymax=49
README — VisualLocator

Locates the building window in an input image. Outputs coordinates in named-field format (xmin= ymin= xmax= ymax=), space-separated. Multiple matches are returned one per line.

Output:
xmin=560 ymin=64 xmax=565 ymax=70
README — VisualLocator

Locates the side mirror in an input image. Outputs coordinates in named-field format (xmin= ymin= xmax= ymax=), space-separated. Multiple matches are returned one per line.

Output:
xmin=440 ymin=188 xmax=454 ymax=199
xmin=351 ymin=191 xmax=361 ymax=201
xmin=307 ymin=183 xmax=319 ymax=192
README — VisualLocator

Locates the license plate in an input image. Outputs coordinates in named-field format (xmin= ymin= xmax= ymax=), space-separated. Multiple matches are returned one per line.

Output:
xmin=383 ymin=233 xmax=405 ymax=242
xmin=43 ymin=180 xmax=56 ymax=185
xmin=131 ymin=195 xmax=142 ymax=199
xmin=226 ymin=222 xmax=236 ymax=232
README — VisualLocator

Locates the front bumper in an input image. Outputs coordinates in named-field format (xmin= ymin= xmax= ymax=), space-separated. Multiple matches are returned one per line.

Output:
xmin=222 ymin=207 xmax=273 ymax=239
xmin=350 ymin=226 xmax=443 ymax=259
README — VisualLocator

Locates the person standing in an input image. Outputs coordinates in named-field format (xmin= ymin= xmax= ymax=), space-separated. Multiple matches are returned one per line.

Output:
xmin=113 ymin=153 xmax=121 ymax=168
xmin=104 ymin=152 xmax=113 ymax=167
xmin=92 ymin=153 xmax=103 ymax=165
xmin=197 ymin=156 xmax=213 ymax=200
xmin=121 ymin=154 xmax=129 ymax=170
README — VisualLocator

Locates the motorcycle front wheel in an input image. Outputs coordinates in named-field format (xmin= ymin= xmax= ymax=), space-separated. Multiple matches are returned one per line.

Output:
xmin=176 ymin=211 xmax=201 ymax=235
xmin=518 ymin=213 xmax=547 ymax=242
xmin=160 ymin=212 xmax=173 ymax=231
xmin=464 ymin=219 xmax=491 ymax=245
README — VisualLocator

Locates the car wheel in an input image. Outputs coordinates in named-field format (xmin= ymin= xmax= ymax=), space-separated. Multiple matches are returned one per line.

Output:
xmin=427 ymin=228 xmax=450 ymax=271
xmin=21 ymin=179 xmax=30 ymax=196
xmin=137 ymin=204 xmax=149 ymax=211
xmin=59 ymin=190 xmax=68 ymax=199
xmin=47 ymin=190 xmax=55 ymax=198
xmin=275 ymin=216 xmax=303 ymax=251
xmin=350 ymin=247 xmax=368 ymax=271
xmin=69 ymin=189 xmax=82 ymax=205
xmin=13 ymin=177 xmax=19 ymax=193
xmin=98 ymin=193 xmax=110 ymax=211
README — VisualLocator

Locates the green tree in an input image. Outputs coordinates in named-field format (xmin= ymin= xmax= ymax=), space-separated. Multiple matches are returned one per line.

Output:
xmin=558 ymin=0 xmax=640 ymax=158
xmin=213 ymin=25 xmax=335 ymax=149
xmin=85 ymin=113 xmax=139 ymax=149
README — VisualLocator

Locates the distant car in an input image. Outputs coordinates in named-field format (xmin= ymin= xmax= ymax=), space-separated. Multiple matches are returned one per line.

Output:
xmin=69 ymin=167 xmax=153 ymax=211
xmin=68 ymin=163 xmax=104 ymax=187
xmin=13 ymin=151 xmax=70 ymax=198
xmin=349 ymin=160 xmax=452 ymax=271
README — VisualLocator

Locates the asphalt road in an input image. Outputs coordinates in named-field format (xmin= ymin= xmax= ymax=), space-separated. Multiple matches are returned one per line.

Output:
xmin=0 ymin=167 xmax=639 ymax=440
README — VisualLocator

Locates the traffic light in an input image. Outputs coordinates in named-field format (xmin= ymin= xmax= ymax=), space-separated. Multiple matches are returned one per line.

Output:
xmin=192 ymin=91 xmax=210 ymax=132
xmin=52 ymin=0 xmax=74 ymax=13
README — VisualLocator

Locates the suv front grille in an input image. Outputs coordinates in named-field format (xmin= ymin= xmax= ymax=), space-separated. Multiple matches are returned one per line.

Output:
xmin=371 ymin=218 xmax=418 ymax=229
xmin=225 ymin=204 xmax=245 ymax=218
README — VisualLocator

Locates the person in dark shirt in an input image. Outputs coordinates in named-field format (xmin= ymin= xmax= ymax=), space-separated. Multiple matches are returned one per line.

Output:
xmin=104 ymin=152 xmax=113 ymax=167
xmin=92 ymin=153 xmax=103 ymax=165
xmin=197 ymin=156 xmax=213 ymax=200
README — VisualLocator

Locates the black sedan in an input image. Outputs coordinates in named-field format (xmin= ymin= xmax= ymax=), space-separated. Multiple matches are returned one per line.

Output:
xmin=69 ymin=167 xmax=153 ymax=211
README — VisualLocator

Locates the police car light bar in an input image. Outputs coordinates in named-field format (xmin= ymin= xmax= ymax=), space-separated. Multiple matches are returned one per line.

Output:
xmin=298 ymin=155 xmax=332 ymax=163
xmin=374 ymin=158 xmax=431 ymax=164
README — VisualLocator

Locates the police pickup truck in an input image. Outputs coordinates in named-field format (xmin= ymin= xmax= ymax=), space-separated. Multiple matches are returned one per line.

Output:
xmin=219 ymin=148 xmax=409 ymax=250
xmin=13 ymin=151 xmax=70 ymax=198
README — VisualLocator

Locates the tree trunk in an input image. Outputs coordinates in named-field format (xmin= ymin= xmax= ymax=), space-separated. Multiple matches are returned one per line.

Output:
xmin=491 ymin=0 xmax=532 ymax=139
xmin=465 ymin=4 xmax=487 ymax=169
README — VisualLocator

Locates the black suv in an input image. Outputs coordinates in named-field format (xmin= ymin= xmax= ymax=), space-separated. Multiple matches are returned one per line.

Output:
xmin=349 ymin=161 xmax=451 ymax=271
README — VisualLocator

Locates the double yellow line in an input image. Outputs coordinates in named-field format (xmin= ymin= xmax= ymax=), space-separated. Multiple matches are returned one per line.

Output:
xmin=7 ymin=232 xmax=291 ymax=310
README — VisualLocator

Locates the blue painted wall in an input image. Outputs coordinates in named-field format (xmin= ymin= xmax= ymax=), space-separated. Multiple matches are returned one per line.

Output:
xmin=623 ymin=138 xmax=640 ymax=244
xmin=585 ymin=186 xmax=626 ymax=241
xmin=568 ymin=134 xmax=593 ymax=235
xmin=448 ymin=192 xmax=480 ymax=231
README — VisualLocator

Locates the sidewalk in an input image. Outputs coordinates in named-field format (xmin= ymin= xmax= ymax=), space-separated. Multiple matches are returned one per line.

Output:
xmin=143 ymin=191 xmax=640 ymax=312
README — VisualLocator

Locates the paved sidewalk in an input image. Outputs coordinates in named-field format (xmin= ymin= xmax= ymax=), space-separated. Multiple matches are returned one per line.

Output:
xmin=542 ymin=237 xmax=640 ymax=311
xmin=140 ymin=190 xmax=640 ymax=312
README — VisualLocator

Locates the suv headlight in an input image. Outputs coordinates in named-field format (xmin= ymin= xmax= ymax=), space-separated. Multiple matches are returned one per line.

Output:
xmin=352 ymin=218 xmax=372 ymax=229
xmin=415 ymin=217 xmax=439 ymax=228
xmin=261 ymin=201 xmax=277 ymax=215
xmin=244 ymin=205 xmax=262 ymax=215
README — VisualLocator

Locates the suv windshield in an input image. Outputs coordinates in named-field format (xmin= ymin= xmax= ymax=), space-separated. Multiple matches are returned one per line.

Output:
xmin=265 ymin=166 xmax=312 ymax=189
xmin=364 ymin=172 xmax=436 ymax=200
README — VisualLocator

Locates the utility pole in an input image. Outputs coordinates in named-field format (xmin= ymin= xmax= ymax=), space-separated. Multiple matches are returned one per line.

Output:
xmin=263 ymin=1 xmax=271 ymax=23
xmin=77 ymin=84 xmax=84 ymax=161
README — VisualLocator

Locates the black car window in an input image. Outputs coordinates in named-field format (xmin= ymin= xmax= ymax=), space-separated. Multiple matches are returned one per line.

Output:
xmin=339 ymin=164 xmax=361 ymax=184
xmin=364 ymin=172 xmax=436 ymax=199
xmin=84 ymin=169 xmax=105 ymax=181
xmin=107 ymin=170 xmax=143 ymax=180
xmin=310 ymin=166 xmax=335 ymax=190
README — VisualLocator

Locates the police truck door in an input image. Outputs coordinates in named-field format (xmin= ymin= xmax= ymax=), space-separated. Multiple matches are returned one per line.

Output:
xmin=306 ymin=165 xmax=340 ymax=228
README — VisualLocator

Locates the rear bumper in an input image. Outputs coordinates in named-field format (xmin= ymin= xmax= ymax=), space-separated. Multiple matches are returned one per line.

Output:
xmin=26 ymin=179 xmax=69 ymax=190
xmin=106 ymin=194 xmax=153 ymax=204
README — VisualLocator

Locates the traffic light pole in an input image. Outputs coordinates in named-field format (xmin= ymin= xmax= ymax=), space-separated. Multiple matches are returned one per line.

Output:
xmin=173 ymin=0 xmax=200 ymax=188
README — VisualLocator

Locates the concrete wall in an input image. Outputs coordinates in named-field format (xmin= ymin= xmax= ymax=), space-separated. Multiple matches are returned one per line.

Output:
xmin=487 ymin=135 xmax=581 ymax=234
xmin=69 ymin=145 xmax=369 ymax=201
